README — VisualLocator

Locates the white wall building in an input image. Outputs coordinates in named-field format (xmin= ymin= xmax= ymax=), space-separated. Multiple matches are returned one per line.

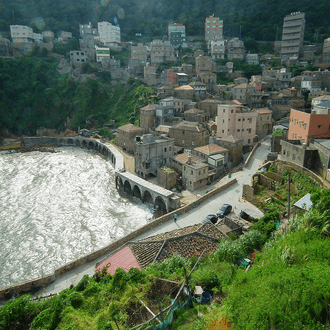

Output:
xmin=211 ymin=39 xmax=226 ymax=59
xmin=10 ymin=25 xmax=34 ymax=43
xmin=97 ymin=22 xmax=121 ymax=45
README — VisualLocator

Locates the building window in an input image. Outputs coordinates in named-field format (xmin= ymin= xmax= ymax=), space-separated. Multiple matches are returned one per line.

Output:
xmin=164 ymin=148 xmax=167 ymax=152
xmin=237 ymin=129 xmax=240 ymax=132
xmin=292 ymin=133 xmax=294 ymax=138
xmin=191 ymin=170 xmax=193 ymax=175
xmin=293 ymin=119 xmax=296 ymax=125
xmin=299 ymin=122 xmax=301 ymax=127
xmin=303 ymin=124 xmax=306 ymax=129
xmin=222 ymin=130 xmax=224 ymax=133
xmin=248 ymin=139 xmax=251 ymax=144
xmin=182 ymin=131 xmax=185 ymax=135
xmin=292 ymin=154 xmax=296 ymax=160
xmin=231 ymin=110 xmax=233 ymax=113
xmin=242 ymin=129 xmax=245 ymax=132
xmin=238 ymin=119 xmax=241 ymax=121
xmin=318 ymin=125 xmax=321 ymax=128
xmin=223 ymin=109 xmax=225 ymax=113
xmin=184 ymin=166 xmax=186 ymax=171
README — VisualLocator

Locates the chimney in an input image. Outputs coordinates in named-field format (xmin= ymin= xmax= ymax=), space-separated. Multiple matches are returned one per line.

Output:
xmin=187 ymin=153 xmax=192 ymax=164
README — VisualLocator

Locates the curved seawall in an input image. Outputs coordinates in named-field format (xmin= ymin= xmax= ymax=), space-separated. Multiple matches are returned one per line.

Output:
xmin=0 ymin=137 xmax=237 ymax=299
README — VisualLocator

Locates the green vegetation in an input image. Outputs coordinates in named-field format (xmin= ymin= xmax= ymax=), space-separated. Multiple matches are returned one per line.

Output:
xmin=1 ymin=171 xmax=329 ymax=329
xmin=0 ymin=56 xmax=157 ymax=134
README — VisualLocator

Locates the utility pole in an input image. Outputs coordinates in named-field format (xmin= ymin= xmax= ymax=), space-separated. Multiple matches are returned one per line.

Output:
xmin=287 ymin=172 xmax=290 ymax=219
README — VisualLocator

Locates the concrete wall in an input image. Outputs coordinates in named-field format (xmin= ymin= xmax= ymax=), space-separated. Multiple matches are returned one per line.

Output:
xmin=244 ymin=142 xmax=261 ymax=167
xmin=0 ymin=138 xmax=237 ymax=299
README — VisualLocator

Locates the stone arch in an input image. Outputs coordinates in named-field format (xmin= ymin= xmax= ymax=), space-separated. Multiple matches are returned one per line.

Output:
xmin=115 ymin=175 xmax=123 ymax=189
xmin=88 ymin=141 xmax=95 ymax=150
xmin=154 ymin=196 xmax=167 ymax=213
xmin=67 ymin=138 xmax=74 ymax=146
xmin=75 ymin=139 xmax=81 ymax=147
xmin=104 ymin=148 xmax=109 ymax=157
xmin=123 ymin=180 xmax=132 ymax=194
xmin=82 ymin=140 xmax=88 ymax=149
xmin=132 ymin=185 xmax=142 ymax=200
xmin=59 ymin=138 xmax=65 ymax=146
xmin=143 ymin=190 xmax=153 ymax=204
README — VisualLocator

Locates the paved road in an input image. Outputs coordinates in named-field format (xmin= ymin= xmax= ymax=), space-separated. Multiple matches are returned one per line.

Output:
xmin=34 ymin=136 xmax=270 ymax=298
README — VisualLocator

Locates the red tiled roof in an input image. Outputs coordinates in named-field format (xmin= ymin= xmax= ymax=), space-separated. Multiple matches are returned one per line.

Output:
xmin=194 ymin=144 xmax=228 ymax=155
xmin=233 ymin=100 xmax=243 ymax=105
xmin=96 ymin=246 xmax=141 ymax=275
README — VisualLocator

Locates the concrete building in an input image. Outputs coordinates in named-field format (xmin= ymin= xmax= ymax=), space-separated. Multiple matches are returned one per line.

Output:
xmin=323 ymin=37 xmax=330 ymax=54
xmin=288 ymin=108 xmax=330 ymax=142
xmin=176 ymin=73 xmax=188 ymax=86
xmin=198 ymin=72 xmax=217 ymax=93
xmin=301 ymin=76 xmax=322 ymax=93
xmin=41 ymin=31 xmax=54 ymax=42
xmin=168 ymin=23 xmax=186 ymax=37
xmin=116 ymin=123 xmax=145 ymax=153
xmin=130 ymin=43 xmax=148 ymax=65
xmin=193 ymin=144 xmax=229 ymax=164
xmin=275 ymin=68 xmax=292 ymax=88
xmin=280 ymin=12 xmax=305 ymax=61
xmin=184 ymin=108 xmax=209 ymax=123
xmin=205 ymin=15 xmax=223 ymax=46
xmin=59 ymin=31 xmax=72 ymax=42
xmin=150 ymin=40 xmax=175 ymax=65
xmin=216 ymin=103 xmax=258 ymax=146
xmin=245 ymin=53 xmax=259 ymax=65
xmin=79 ymin=23 xmax=98 ymax=36
xmin=97 ymin=22 xmax=121 ymax=45
xmin=197 ymin=99 xmax=219 ymax=118
xmin=10 ymin=25 xmax=33 ymax=43
xmin=311 ymin=95 xmax=330 ymax=108
xmin=226 ymin=38 xmax=245 ymax=60
xmin=168 ymin=121 xmax=209 ymax=148
xmin=135 ymin=134 xmax=174 ymax=179
xmin=211 ymin=39 xmax=226 ymax=59
xmin=256 ymin=109 xmax=273 ymax=140
xmin=70 ymin=50 xmax=87 ymax=63
xmin=95 ymin=46 xmax=110 ymax=63
xmin=169 ymin=31 xmax=186 ymax=47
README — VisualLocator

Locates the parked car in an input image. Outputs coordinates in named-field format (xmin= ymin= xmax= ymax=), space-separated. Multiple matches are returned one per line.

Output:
xmin=217 ymin=204 xmax=232 ymax=218
xmin=202 ymin=214 xmax=218 ymax=224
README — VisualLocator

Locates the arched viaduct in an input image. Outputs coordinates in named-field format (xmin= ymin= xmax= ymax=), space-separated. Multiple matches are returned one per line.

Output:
xmin=22 ymin=137 xmax=180 ymax=212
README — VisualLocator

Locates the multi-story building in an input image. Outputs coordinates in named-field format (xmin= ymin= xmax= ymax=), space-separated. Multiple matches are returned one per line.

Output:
xmin=42 ymin=31 xmax=54 ymax=42
xmin=97 ymin=21 xmax=121 ymax=45
xmin=139 ymin=104 xmax=156 ymax=133
xmin=301 ymin=76 xmax=322 ymax=93
xmin=70 ymin=50 xmax=87 ymax=63
xmin=169 ymin=31 xmax=186 ymax=47
xmin=280 ymin=12 xmax=305 ymax=61
xmin=196 ymin=55 xmax=214 ymax=74
xmin=95 ymin=46 xmax=110 ymax=63
xmin=323 ymin=37 xmax=330 ymax=54
xmin=168 ymin=23 xmax=186 ymax=37
xmin=205 ymin=15 xmax=223 ymax=46
xmin=130 ymin=43 xmax=148 ymax=65
xmin=150 ymin=40 xmax=175 ymax=65
xmin=135 ymin=134 xmax=174 ymax=179
xmin=10 ymin=25 xmax=34 ymax=43
xmin=256 ymin=109 xmax=273 ymax=140
xmin=59 ymin=31 xmax=72 ymax=43
xmin=226 ymin=38 xmax=245 ymax=60
xmin=198 ymin=72 xmax=217 ymax=93
xmin=168 ymin=121 xmax=209 ymax=148
xmin=190 ymin=82 xmax=207 ymax=97
xmin=216 ymin=103 xmax=258 ymax=146
xmin=288 ymin=108 xmax=330 ymax=142
xmin=232 ymin=84 xmax=256 ymax=103
xmin=116 ymin=123 xmax=145 ymax=153
xmin=216 ymin=135 xmax=244 ymax=167
xmin=79 ymin=23 xmax=98 ymax=36
xmin=245 ymin=53 xmax=259 ymax=65
xmin=210 ymin=39 xmax=226 ymax=59
xmin=33 ymin=33 xmax=43 ymax=43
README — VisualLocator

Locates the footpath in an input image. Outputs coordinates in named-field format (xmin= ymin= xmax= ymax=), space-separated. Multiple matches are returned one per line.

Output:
xmin=33 ymin=137 xmax=270 ymax=298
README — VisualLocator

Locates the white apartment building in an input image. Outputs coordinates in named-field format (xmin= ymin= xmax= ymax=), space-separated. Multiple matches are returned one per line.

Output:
xmin=216 ymin=103 xmax=258 ymax=146
xmin=33 ymin=33 xmax=43 ymax=43
xmin=10 ymin=25 xmax=34 ymax=43
xmin=211 ymin=39 xmax=226 ymax=59
xmin=97 ymin=21 xmax=121 ymax=45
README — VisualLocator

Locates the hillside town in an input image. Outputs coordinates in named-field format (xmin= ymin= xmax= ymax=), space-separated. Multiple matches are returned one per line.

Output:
xmin=2 ymin=12 xmax=330 ymax=193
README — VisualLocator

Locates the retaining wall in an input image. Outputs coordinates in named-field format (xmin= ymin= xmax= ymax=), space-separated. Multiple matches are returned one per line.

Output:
xmin=244 ymin=142 xmax=261 ymax=167
xmin=0 ymin=139 xmax=237 ymax=299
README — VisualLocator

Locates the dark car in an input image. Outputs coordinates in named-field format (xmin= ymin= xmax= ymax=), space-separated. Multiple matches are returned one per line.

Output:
xmin=202 ymin=214 xmax=218 ymax=224
xmin=217 ymin=204 xmax=232 ymax=218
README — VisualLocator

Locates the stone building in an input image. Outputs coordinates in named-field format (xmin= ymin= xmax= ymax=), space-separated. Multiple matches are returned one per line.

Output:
xmin=150 ymin=40 xmax=175 ymax=65
xmin=190 ymin=82 xmax=207 ymax=97
xmin=196 ymin=56 xmax=214 ymax=74
xmin=197 ymin=99 xmax=220 ymax=118
xmin=198 ymin=72 xmax=217 ymax=93
xmin=226 ymin=38 xmax=245 ymax=60
xmin=280 ymin=12 xmax=305 ymax=61
xmin=174 ymin=85 xmax=195 ymax=99
xmin=135 ymin=134 xmax=174 ymax=179
xmin=192 ymin=144 xmax=229 ymax=164
xmin=184 ymin=108 xmax=209 ymax=123
xmin=216 ymin=135 xmax=243 ymax=167
xmin=139 ymin=104 xmax=156 ymax=133
xmin=130 ymin=43 xmax=148 ymax=66
xmin=211 ymin=39 xmax=226 ymax=59
xmin=116 ymin=123 xmax=145 ymax=153
xmin=256 ymin=109 xmax=273 ymax=140
xmin=70 ymin=50 xmax=87 ymax=63
xmin=168 ymin=121 xmax=209 ymax=148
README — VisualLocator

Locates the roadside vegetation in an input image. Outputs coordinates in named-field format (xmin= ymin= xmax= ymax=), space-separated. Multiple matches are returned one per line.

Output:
xmin=1 ymin=170 xmax=329 ymax=329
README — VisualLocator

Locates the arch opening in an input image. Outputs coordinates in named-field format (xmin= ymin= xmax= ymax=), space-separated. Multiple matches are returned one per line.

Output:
xmin=75 ymin=139 xmax=81 ymax=147
xmin=132 ymin=185 xmax=142 ymax=200
xmin=154 ymin=196 xmax=167 ymax=214
xmin=123 ymin=180 xmax=132 ymax=194
xmin=82 ymin=140 xmax=88 ymax=149
xmin=143 ymin=190 xmax=153 ymax=205
xmin=67 ymin=138 xmax=74 ymax=146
